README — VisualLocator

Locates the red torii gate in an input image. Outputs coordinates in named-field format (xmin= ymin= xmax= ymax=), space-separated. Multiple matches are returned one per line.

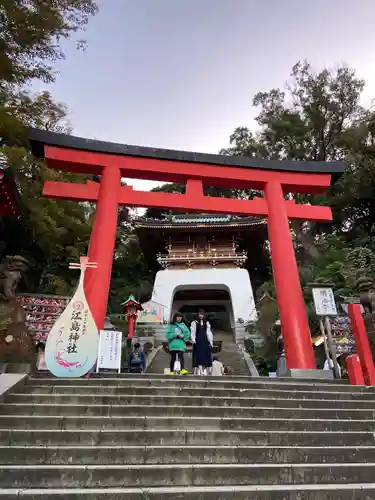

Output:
xmin=29 ymin=128 xmax=344 ymax=372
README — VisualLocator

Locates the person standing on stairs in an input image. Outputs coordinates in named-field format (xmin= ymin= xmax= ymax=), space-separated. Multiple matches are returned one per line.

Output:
xmin=191 ymin=309 xmax=213 ymax=375
xmin=211 ymin=356 xmax=225 ymax=376
xmin=128 ymin=342 xmax=146 ymax=374
xmin=166 ymin=312 xmax=190 ymax=375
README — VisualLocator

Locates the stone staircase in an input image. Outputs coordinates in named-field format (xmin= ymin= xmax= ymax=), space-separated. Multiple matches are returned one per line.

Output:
xmin=148 ymin=338 xmax=251 ymax=375
xmin=219 ymin=341 xmax=250 ymax=375
xmin=147 ymin=345 xmax=176 ymax=373
xmin=2 ymin=374 xmax=375 ymax=498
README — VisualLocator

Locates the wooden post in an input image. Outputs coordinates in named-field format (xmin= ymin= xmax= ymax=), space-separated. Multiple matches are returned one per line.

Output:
xmin=324 ymin=316 xmax=341 ymax=378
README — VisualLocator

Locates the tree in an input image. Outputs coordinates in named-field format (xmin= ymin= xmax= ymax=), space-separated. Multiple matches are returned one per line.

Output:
xmin=222 ymin=61 xmax=375 ymax=283
xmin=1 ymin=0 xmax=98 ymax=149
xmin=3 ymin=92 xmax=92 ymax=294
xmin=109 ymin=232 xmax=154 ymax=313
xmin=252 ymin=61 xmax=365 ymax=162
xmin=217 ymin=61 xmax=375 ymax=371
xmin=0 ymin=0 xmax=98 ymax=87
xmin=0 ymin=0 xmax=98 ymax=293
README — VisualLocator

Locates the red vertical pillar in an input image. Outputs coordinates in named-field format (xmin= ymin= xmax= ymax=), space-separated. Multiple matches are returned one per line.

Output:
xmin=348 ymin=303 xmax=375 ymax=385
xmin=346 ymin=354 xmax=365 ymax=385
xmin=85 ymin=165 xmax=121 ymax=331
xmin=127 ymin=315 xmax=136 ymax=340
xmin=264 ymin=180 xmax=315 ymax=370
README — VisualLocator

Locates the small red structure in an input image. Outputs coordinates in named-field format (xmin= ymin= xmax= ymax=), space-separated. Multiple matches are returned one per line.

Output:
xmin=348 ymin=304 xmax=375 ymax=385
xmin=28 ymin=128 xmax=344 ymax=371
xmin=122 ymin=294 xmax=142 ymax=341
xmin=346 ymin=354 xmax=365 ymax=386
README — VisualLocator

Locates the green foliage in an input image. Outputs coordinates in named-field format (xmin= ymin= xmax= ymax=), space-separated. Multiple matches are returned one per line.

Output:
xmin=223 ymin=60 xmax=375 ymax=290
xmin=3 ymin=11 xmax=375 ymax=350
xmin=221 ymin=61 xmax=375 ymax=367
xmin=0 ymin=0 xmax=98 ymax=293
xmin=0 ymin=0 xmax=98 ymax=88
xmin=2 ymin=95 xmax=93 ymax=294
xmin=109 ymin=233 xmax=154 ymax=313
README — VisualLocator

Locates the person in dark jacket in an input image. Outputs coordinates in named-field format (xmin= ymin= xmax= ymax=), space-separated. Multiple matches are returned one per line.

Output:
xmin=128 ymin=342 xmax=146 ymax=373
xmin=190 ymin=310 xmax=213 ymax=375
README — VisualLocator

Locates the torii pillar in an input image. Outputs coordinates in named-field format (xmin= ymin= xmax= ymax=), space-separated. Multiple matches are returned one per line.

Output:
xmin=28 ymin=128 xmax=344 ymax=372
xmin=84 ymin=165 xmax=121 ymax=330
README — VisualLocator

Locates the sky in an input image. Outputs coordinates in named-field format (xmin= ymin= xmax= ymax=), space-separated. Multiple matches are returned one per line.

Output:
xmin=34 ymin=0 xmax=375 ymax=191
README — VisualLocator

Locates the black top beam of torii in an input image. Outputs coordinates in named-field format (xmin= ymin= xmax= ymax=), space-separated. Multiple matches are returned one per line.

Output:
xmin=28 ymin=128 xmax=345 ymax=181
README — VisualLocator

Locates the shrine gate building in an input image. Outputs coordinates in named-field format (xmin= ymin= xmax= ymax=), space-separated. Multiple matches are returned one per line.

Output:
xmin=134 ymin=213 xmax=268 ymax=344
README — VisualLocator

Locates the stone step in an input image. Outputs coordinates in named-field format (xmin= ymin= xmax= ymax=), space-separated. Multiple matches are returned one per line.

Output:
xmin=8 ymin=393 xmax=375 ymax=409
xmin=23 ymin=384 xmax=375 ymax=400
xmin=4 ymin=374 xmax=375 ymax=499
xmin=26 ymin=376 xmax=356 ymax=391
xmin=1 ymin=429 xmax=374 ymax=446
xmin=1 ymin=484 xmax=375 ymax=500
xmin=2 ymin=403 xmax=374 ymax=419
xmin=1 ymin=414 xmax=374 ymax=432
xmin=147 ymin=346 xmax=251 ymax=375
xmin=3 ymin=445 xmax=375 ymax=465
xmin=1 ymin=463 xmax=375 ymax=488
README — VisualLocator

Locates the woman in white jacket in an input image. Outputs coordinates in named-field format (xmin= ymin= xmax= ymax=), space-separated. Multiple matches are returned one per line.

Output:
xmin=190 ymin=310 xmax=213 ymax=375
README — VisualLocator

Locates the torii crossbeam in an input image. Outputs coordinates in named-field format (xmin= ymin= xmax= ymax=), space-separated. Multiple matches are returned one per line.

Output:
xmin=29 ymin=128 xmax=345 ymax=371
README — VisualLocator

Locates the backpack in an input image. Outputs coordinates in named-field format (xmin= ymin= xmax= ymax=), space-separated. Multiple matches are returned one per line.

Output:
xmin=131 ymin=350 xmax=142 ymax=366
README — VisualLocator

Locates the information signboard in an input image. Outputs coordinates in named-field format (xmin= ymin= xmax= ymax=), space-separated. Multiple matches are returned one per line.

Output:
xmin=96 ymin=330 xmax=122 ymax=373
xmin=138 ymin=300 xmax=164 ymax=323
xmin=312 ymin=287 xmax=338 ymax=316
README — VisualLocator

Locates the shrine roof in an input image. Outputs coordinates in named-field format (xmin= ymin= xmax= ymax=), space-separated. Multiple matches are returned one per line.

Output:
xmin=28 ymin=128 xmax=345 ymax=177
xmin=0 ymin=164 xmax=21 ymax=218
xmin=133 ymin=214 xmax=267 ymax=230
xmin=134 ymin=213 xmax=270 ymax=285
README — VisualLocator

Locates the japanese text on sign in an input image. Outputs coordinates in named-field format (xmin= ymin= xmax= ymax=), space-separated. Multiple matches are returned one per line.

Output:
xmin=97 ymin=330 xmax=122 ymax=372
xmin=312 ymin=287 xmax=338 ymax=316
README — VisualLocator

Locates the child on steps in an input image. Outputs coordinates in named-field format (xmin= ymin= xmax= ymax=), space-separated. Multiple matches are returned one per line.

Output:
xmin=166 ymin=312 xmax=190 ymax=375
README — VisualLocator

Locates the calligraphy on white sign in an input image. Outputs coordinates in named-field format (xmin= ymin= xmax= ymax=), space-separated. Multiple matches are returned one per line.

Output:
xmin=97 ymin=330 xmax=122 ymax=372
xmin=45 ymin=257 xmax=99 ymax=378
xmin=312 ymin=288 xmax=338 ymax=316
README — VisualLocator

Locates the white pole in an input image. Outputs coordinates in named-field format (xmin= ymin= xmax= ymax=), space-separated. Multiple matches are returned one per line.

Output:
xmin=118 ymin=332 xmax=122 ymax=374
xmin=324 ymin=316 xmax=341 ymax=378
xmin=96 ymin=330 xmax=102 ymax=373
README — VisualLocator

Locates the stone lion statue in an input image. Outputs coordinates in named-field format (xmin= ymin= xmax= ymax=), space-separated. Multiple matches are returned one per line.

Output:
xmin=0 ymin=255 xmax=29 ymax=300
xmin=0 ymin=255 xmax=35 ymax=367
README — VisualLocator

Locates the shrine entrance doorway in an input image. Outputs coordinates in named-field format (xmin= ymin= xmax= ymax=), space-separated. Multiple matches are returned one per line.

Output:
xmin=172 ymin=287 xmax=234 ymax=339
xmin=28 ymin=128 xmax=344 ymax=373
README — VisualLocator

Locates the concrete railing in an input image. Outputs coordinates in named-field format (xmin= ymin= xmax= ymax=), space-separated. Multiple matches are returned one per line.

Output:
xmin=238 ymin=343 xmax=260 ymax=377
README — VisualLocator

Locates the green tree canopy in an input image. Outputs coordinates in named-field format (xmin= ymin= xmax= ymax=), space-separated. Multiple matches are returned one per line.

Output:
xmin=0 ymin=0 xmax=98 ymax=293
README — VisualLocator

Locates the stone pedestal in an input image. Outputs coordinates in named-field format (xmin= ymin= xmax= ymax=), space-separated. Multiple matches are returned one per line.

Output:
xmin=0 ymin=299 xmax=35 ymax=367
xmin=286 ymin=368 xmax=334 ymax=379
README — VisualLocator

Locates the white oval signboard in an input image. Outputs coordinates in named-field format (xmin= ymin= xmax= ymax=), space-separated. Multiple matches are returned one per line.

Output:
xmin=45 ymin=258 xmax=99 ymax=377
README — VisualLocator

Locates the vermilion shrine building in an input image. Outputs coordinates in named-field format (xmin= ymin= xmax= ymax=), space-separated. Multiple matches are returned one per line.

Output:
xmin=28 ymin=128 xmax=344 ymax=374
